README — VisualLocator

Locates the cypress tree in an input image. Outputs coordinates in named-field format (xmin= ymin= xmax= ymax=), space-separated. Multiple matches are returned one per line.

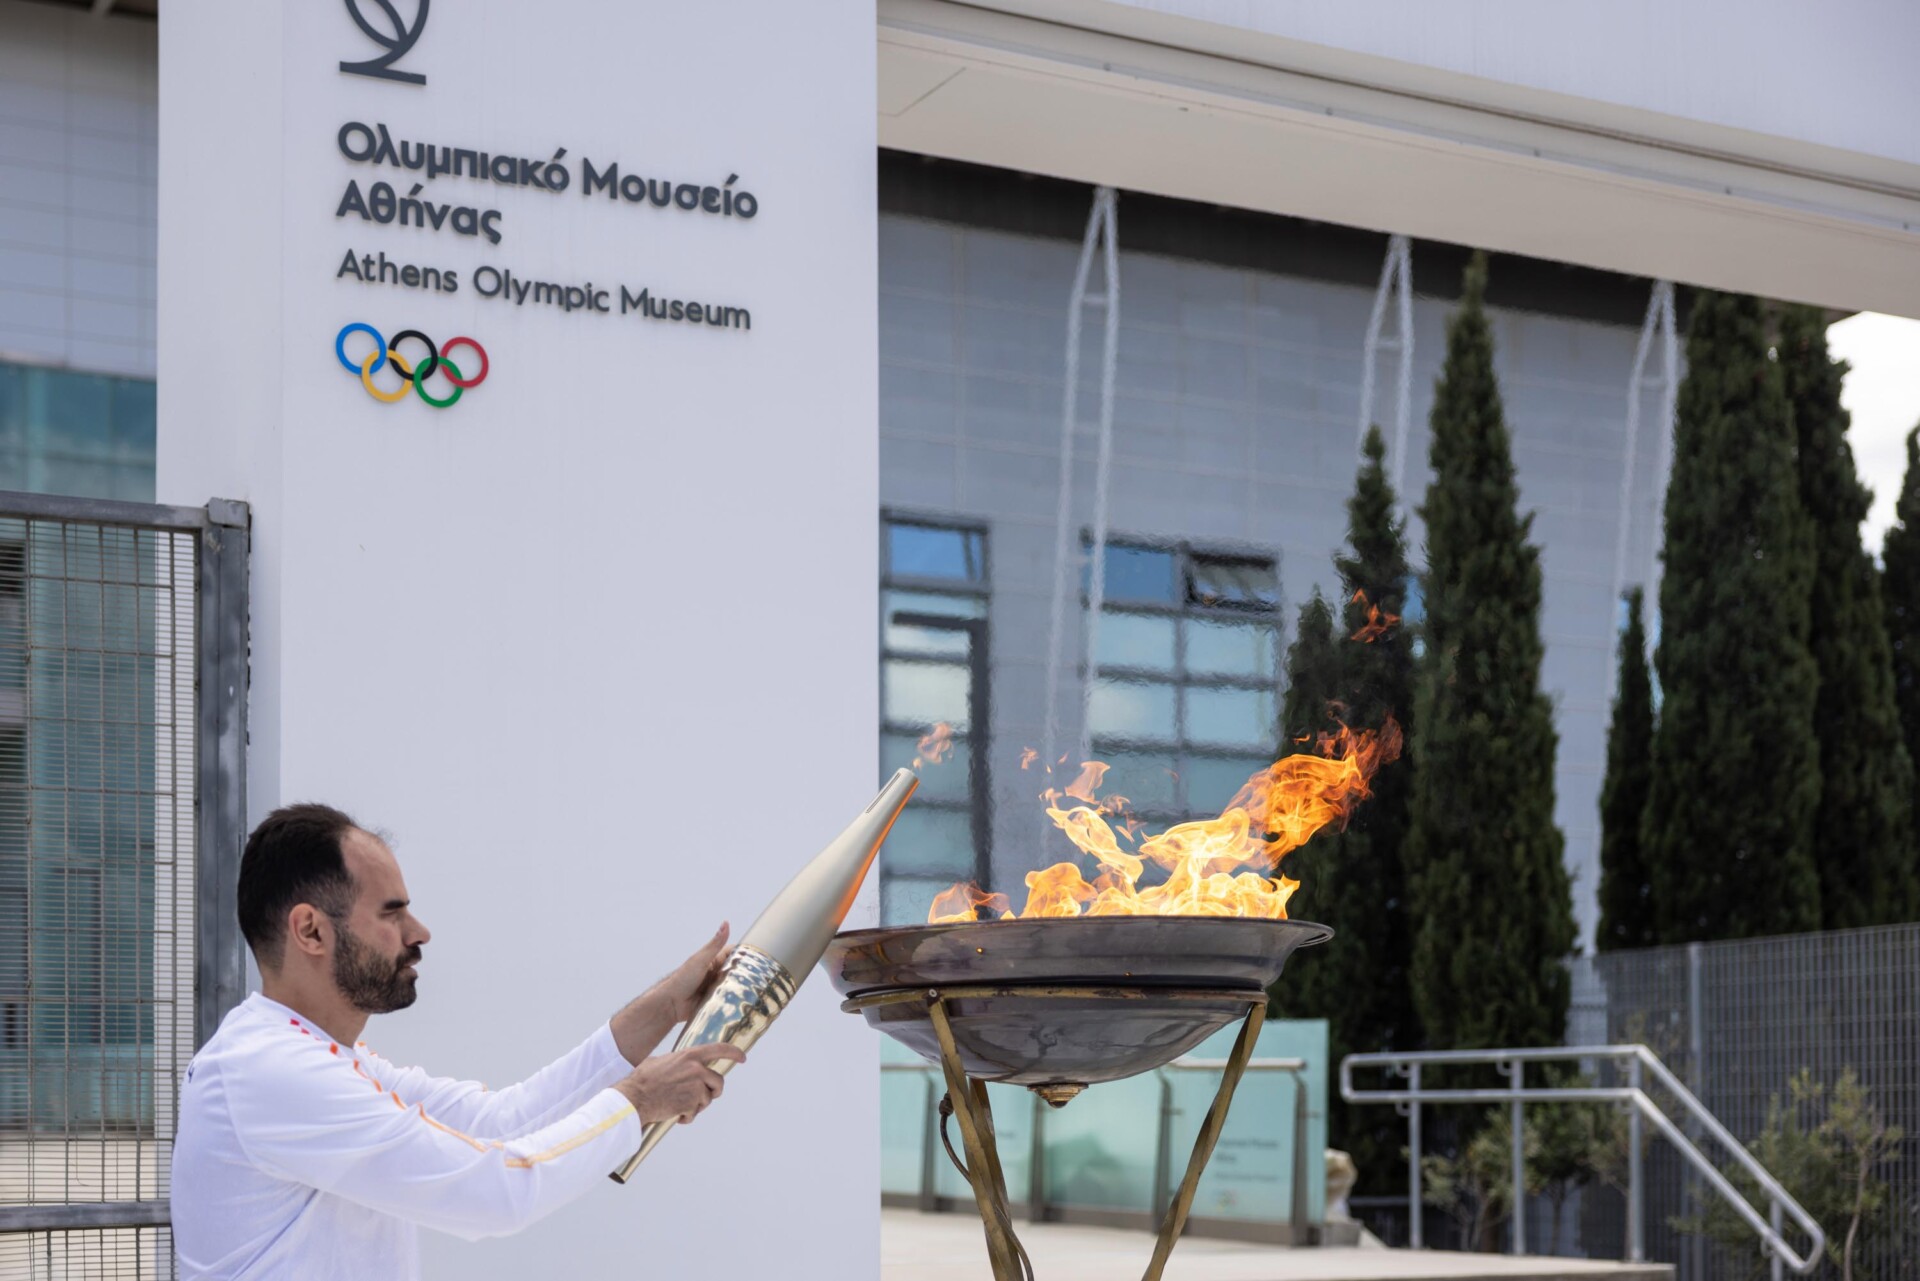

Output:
xmin=1277 ymin=431 xmax=1420 ymax=1191
xmin=1406 ymin=252 xmax=1573 ymax=1052
xmin=1596 ymin=588 xmax=1656 ymax=951
xmin=1883 ymin=426 xmax=1920 ymax=821
xmin=1643 ymin=292 xmax=1820 ymax=942
xmin=1779 ymin=305 xmax=1919 ymax=928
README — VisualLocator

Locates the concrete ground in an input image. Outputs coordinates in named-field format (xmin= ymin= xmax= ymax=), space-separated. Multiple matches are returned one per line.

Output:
xmin=881 ymin=1210 xmax=1674 ymax=1281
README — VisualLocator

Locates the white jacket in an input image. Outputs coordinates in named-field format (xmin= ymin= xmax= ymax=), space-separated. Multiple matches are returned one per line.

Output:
xmin=171 ymin=993 xmax=639 ymax=1279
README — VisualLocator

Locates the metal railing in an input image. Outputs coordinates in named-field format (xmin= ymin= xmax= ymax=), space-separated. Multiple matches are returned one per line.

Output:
xmin=0 ymin=492 xmax=250 ymax=1279
xmin=1341 ymin=1045 xmax=1825 ymax=1276
xmin=886 ymin=1054 xmax=1315 ymax=1244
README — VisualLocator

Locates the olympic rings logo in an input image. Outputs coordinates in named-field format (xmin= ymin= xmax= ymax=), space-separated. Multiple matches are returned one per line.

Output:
xmin=335 ymin=323 xmax=489 ymax=408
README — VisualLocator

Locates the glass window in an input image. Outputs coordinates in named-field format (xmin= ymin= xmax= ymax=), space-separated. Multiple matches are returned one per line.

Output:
xmin=882 ymin=876 xmax=966 ymax=927
xmin=1188 ymin=555 xmax=1279 ymax=610
xmin=1088 ymin=677 xmax=1177 ymax=743
xmin=882 ymin=808 xmax=976 ymax=877
xmin=1186 ymin=618 xmax=1275 ymax=679
xmin=0 ymin=360 xmax=156 ymax=502
xmin=1093 ymin=611 xmax=1175 ymax=671
xmin=1186 ymin=686 xmax=1275 ymax=748
xmin=888 ymin=522 xmax=985 ymax=583
xmin=881 ymin=516 xmax=989 ymax=924
xmin=1096 ymin=545 xmax=1177 ymax=603
xmin=881 ymin=731 xmax=971 ymax=803
xmin=882 ymin=661 xmax=971 ymax=731
xmin=1182 ymin=755 xmax=1273 ymax=814
xmin=1093 ymin=748 xmax=1181 ymax=813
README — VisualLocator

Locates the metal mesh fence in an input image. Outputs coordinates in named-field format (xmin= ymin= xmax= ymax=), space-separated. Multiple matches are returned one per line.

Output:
xmin=0 ymin=514 xmax=200 ymax=1281
xmin=1583 ymin=928 xmax=1920 ymax=1280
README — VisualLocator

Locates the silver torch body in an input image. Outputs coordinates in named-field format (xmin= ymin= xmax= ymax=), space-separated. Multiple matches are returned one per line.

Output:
xmin=610 ymin=767 xmax=919 ymax=1182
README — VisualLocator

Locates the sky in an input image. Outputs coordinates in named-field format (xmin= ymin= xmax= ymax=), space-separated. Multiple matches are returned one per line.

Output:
xmin=1830 ymin=312 xmax=1920 ymax=555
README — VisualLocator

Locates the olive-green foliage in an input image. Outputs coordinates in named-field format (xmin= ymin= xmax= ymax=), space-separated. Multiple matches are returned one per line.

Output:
xmin=1406 ymin=251 xmax=1573 ymax=1051
xmin=1677 ymin=1069 xmax=1901 ymax=1281
xmin=1779 ymin=305 xmax=1919 ymax=928
xmin=1880 ymin=426 xmax=1920 ymax=848
xmin=1597 ymin=588 xmax=1657 ymax=951
xmin=1644 ymin=291 xmax=1821 ymax=942
xmin=1421 ymin=1091 xmax=1627 ymax=1255
xmin=1276 ymin=427 xmax=1419 ymax=1193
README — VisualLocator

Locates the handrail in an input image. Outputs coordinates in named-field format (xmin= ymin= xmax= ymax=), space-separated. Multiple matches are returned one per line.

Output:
xmin=1341 ymin=1045 xmax=1825 ymax=1276
xmin=884 ymin=1055 xmax=1320 ymax=1244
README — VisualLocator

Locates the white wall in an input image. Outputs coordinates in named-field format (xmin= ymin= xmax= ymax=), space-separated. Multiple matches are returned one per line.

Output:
xmin=157 ymin=4 xmax=879 ymax=1278
xmin=0 ymin=1 xmax=155 ymax=378
xmin=1094 ymin=0 xmax=1920 ymax=168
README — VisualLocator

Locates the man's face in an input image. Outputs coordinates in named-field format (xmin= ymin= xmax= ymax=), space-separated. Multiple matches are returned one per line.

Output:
xmin=331 ymin=828 xmax=432 ymax=1014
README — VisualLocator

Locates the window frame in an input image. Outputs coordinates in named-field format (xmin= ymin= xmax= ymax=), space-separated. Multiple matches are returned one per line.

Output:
xmin=1082 ymin=536 xmax=1284 ymax=824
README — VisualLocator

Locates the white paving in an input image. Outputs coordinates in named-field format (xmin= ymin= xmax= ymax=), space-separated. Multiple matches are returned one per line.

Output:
xmin=881 ymin=1210 xmax=1674 ymax=1281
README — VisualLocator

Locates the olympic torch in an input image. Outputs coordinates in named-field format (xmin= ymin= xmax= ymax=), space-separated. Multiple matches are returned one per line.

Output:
xmin=610 ymin=767 xmax=919 ymax=1182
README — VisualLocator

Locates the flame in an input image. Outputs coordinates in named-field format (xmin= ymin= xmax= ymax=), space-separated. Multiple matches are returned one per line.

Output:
xmin=928 ymin=717 xmax=1402 ymax=923
xmin=912 ymin=722 xmax=955 ymax=770
xmin=1349 ymin=590 xmax=1400 ymax=644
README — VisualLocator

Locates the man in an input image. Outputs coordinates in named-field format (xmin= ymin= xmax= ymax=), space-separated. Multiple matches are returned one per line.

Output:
xmin=172 ymin=803 xmax=746 ymax=1278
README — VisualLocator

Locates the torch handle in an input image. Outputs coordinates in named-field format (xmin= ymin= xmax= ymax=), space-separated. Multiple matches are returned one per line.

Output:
xmin=608 ymin=946 xmax=796 ymax=1183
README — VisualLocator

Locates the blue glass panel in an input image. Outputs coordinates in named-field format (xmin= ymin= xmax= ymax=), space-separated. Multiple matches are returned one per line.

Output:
xmin=888 ymin=522 xmax=984 ymax=582
xmin=1087 ymin=677 xmax=1176 ymax=743
xmin=1187 ymin=618 xmax=1276 ymax=678
xmin=1181 ymin=754 xmax=1273 ymax=815
xmin=1095 ymin=544 xmax=1176 ymax=603
xmin=1094 ymin=610 xmax=1174 ymax=671
xmin=1186 ymin=686 xmax=1274 ymax=748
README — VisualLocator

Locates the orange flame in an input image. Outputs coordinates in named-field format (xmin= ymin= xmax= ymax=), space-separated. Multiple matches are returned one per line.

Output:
xmin=928 ymin=717 xmax=1403 ymax=923
xmin=912 ymin=723 xmax=955 ymax=770
xmin=1349 ymin=590 xmax=1400 ymax=644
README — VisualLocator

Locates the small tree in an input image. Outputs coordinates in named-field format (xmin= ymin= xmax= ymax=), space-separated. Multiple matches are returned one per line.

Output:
xmin=1678 ymin=1069 xmax=1901 ymax=1281
xmin=1881 ymin=425 xmax=1920 ymax=826
xmin=1643 ymin=291 xmax=1820 ymax=942
xmin=1407 ymin=251 xmax=1573 ymax=1051
xmin=1779 ymin=305 xmax=1919 ymax=927
xmin=1597 ymin=588 xmax=1657 ymax=950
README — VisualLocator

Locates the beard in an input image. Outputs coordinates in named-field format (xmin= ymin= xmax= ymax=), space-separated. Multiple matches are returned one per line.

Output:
xmin=332 ymin=922 xmax=421 ymax=1014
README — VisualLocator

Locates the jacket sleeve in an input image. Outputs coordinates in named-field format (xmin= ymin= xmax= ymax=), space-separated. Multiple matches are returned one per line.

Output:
xmin=226 ymin=1039 xmax=640 ymax=1241
xmin=363 ymin=1023 xmax=633 ymax=1140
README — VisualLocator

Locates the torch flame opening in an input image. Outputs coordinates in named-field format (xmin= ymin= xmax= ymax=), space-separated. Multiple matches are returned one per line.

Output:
xmin=929 ymin=717 xmax=1402 ymax=923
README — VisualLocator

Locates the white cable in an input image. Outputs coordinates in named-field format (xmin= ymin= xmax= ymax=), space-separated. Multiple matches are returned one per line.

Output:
xmin=1642 ymin=282 xmax=1678 ymax=663
xmin=1042 ymin=187 xmax=1120 ymax=796
xmin=1079 ymin=190 xmax=1121 ymax=766
xmin=1357 ymin=235 xmax=1415 ymax=495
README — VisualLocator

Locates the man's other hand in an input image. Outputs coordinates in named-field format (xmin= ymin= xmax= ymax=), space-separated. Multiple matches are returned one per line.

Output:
xmin=655 ymin=922 xmax=732 ymax=1023
xmin=614 ymin=1043 xmax=748 ymax=1124
xmin=610 ymin=922 xmax=732 ymax=1063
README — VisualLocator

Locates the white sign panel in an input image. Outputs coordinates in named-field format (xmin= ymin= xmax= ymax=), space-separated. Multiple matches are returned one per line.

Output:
xmin=159 ymin=2 xmax=879 ymax=1275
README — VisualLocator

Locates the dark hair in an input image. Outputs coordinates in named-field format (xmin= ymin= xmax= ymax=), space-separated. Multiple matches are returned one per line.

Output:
xmin=238 ymin=803 xmax=361 ymax=968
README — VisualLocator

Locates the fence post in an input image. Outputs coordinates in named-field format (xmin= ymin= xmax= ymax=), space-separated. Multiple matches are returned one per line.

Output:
xmin=919 ymin=1074 xmax=940 ymax=1212
xmin=1508 ymin=1060 xmax=1526 ymax=1255
xmin=1769 ymin=1199 xmax=1784 ymax=1281
xmin=1406 ymin=1063 xmax=1422 ymax=1249
xmin=1028 ymin=1092 xmax=1047 ymax=1224
xmin=1627 ymin=1055 xmax=1644 ymax=1263
xmin=1151 ymin=1073 xmax=1174 ymax=1225
xmin=1688 ymin=942 xmax=1706 ymax=1281
xmin=1290 ymin=1070 xmax=1311 ymax=1245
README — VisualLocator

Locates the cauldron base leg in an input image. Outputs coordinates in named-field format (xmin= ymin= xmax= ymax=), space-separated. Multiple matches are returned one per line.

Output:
xmin=928 ymin=999 xmax=1031 ymax=1281
xmin=1144 ymin=1001 xmax=1267 ymax=1279
xmin=921 ymin=991 xmax=1269 ymax=1281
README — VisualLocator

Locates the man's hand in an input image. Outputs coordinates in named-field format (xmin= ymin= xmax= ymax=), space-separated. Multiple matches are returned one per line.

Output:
xmin=610 ymin=923 xmax=732 ymax=1063
xmin=613 ymin=1043 xmax=747 ymax=1125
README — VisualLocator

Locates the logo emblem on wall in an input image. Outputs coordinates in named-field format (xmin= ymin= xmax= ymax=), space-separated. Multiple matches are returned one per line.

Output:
xmin=340 ymin=0 xmax=429 ymax=85
xmin=336 ymin=324 xmax=488 ymax=408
